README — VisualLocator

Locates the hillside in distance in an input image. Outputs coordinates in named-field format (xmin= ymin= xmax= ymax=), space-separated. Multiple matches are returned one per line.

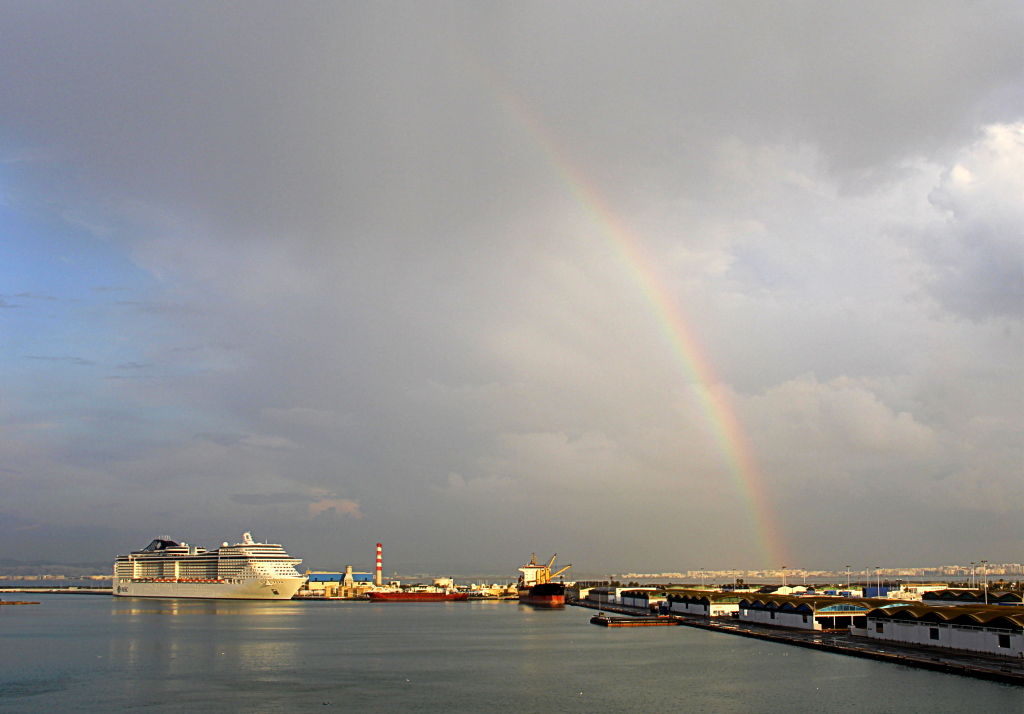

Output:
xmin=0 ymin=558 xmax=110 ymax=577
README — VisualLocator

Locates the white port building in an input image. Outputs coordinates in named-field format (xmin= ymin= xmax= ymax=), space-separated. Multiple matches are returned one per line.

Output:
xmin=619 ymin=589 xmax=665 ymax=609
xmin=864 ymin=604 xmax=1024 ymax=658
xmin=667 ymin=590 xmax=745 ymax=617
xmin=738 ymin=594 xmax=897 ymax=631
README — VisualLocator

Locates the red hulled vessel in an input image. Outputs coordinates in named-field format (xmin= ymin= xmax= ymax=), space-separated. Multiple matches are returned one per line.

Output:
xmin=368 ymin=590 xmax=468 ymax=602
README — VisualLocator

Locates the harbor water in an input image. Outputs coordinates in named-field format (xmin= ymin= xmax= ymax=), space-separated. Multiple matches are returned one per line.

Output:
xmin=1 ymin=594 xmax=1019 ymax=712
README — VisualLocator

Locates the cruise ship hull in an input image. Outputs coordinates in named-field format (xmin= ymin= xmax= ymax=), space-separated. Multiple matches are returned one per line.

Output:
xmin=114 ymin=577 xmax=304 ymax=600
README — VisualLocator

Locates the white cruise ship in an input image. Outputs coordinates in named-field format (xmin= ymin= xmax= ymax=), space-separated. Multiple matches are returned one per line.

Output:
xmin=113 ymin=532 xmax=304 ymax=599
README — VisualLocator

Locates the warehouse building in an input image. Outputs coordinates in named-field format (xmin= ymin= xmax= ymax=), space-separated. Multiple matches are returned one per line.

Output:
xmin=864 ymin=604 xmax=1024 ymax=657
xmin=922 ymin=589 xmax=1024 ymax=605
xmin=738 ymin=594 xmax=895 ymax=631
xmin=667 ymin=590 xmax=744 ymax=617
xmin=586 ymin=587 xmax=643 ymax=605
xmin=619 ymin=589 xmax=666 ymax=609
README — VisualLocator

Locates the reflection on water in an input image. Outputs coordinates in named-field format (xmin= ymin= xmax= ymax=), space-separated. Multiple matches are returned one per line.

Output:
xmin=111 ymin=597 xmax=307 ymax=617
xmin=1 ymin=594 xmax=1020 ymax=713
xmin=108 ymin=596 xmax=304 ymax=704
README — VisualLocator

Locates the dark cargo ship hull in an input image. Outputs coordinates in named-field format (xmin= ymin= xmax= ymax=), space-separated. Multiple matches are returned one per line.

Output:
xmin=518 ymin=583 xmax=565 ymax=607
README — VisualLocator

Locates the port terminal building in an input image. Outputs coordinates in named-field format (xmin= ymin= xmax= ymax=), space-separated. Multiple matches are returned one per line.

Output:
xmin=302 ymin=568 xmax=374 ymax=598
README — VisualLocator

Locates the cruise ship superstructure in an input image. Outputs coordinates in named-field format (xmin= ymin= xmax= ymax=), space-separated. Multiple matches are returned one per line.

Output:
xmin=114 ymin=532 xmax=304 ymax=599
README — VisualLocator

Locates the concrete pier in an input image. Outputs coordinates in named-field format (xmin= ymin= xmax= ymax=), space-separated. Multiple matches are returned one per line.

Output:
xmin=570 ymin=599 xmax=1024 ymax=686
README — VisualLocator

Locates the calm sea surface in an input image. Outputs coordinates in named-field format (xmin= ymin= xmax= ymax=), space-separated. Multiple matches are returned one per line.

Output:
xmin=1 ymin=594 xmax=1019 ymax=712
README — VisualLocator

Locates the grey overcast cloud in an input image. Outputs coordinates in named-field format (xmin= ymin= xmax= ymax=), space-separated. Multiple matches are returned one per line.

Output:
xmin=0 ymin=1 xmax=1021 ymax=574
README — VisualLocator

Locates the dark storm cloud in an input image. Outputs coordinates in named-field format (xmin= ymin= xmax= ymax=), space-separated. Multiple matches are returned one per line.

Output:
xmin=0 ymin=1 xmax=1020 ymax=569
xmin=1 ymin=1 xmax=1020 ymax=240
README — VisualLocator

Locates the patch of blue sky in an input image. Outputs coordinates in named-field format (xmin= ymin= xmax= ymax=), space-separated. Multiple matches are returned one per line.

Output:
xmin=0 ymin=200 xmax=238 ymax=445
xmin=0 ymin=202 xmax=159 ymax=368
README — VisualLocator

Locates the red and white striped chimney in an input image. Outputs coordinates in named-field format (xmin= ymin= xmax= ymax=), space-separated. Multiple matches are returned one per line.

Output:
xmin=375 ymin=543 xmax=383 ymax=586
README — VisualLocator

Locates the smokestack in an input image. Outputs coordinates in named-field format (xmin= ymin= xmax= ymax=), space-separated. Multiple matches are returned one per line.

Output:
xmin=375 ymin=543 xmax=383 ymax=586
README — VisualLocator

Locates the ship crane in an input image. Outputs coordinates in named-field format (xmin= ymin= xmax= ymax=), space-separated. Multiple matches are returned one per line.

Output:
xmin=519 ymin=553 xmax=571 ymax=587
xmin=543 ymin=553 xmax=571 ymax=581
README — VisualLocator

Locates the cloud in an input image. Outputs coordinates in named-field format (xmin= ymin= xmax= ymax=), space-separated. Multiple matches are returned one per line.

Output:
xmin=239 ymin=434 xmax=299 ymax=451
xmin=260 ymin=407 xmax=352 ymax=430
xmin=308 ymin=497 xmax=362 ymax=520
xmin=114 ymin=300 xmax=203 ymax=316
xmin=914 ymin=123 xmax=1024 ymax=320
xmin=746 ymin=374 xmax=937 ymax=457
xmin=23 ymin=355 xmax=94 ymax=365
xmin=193 ymin=433 xmax=242 ymax=447
xmin=0 ymin=3 xmax=1020 ymax=570
xmin=13 ymin=292 xmax=59 ymax=301
xmin=231 ymin=491 xmax=363 ymax=519
xmin=230 ymin=492 xmax=309 ymax=506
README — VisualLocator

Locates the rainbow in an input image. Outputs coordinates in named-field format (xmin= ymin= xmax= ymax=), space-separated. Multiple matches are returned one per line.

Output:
xmin=477 ymin=65 xmax=786 ymax=569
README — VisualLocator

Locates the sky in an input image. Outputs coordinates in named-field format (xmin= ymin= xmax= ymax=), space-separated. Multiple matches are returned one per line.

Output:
xmin=0 ymin=1 xmax=1021 ymax=576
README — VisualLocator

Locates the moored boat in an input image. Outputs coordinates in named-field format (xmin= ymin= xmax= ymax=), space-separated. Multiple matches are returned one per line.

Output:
xmin=520 ymin=582 xmax=566 ymax=607
xmin=517 ymin=553 xmax=570 ymax=608
xmin=113 ymin=532 xmax=304 ymax=600
xmin=368 ymin=590 xmax=468 ymax=602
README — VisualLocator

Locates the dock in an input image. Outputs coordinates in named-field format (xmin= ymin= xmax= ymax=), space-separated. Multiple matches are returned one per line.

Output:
xmin=0 ymin=587 xmax=111 ymax=595
xmin=570 ymin=599 xmax=1024 ymax=686
xmin=591 ymin=613 xmax=678 ymax=627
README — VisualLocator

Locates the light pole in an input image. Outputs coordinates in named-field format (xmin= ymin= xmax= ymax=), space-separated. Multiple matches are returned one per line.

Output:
xmin=981 ymin=560 xmax=988 ymax=605
xmin=700 ymin=568 xmax=705 ymax=589
xmin=845 ymin=565 xmax=851 ymax=592
xmin=970 ymin=562 xmax=975 ymax=588
xmin=782 ymin=564 xmax=787 ymax=588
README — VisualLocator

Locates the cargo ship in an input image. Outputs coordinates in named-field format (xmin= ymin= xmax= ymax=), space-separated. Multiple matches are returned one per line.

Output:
xmin=517 ymin=553 xmax=570 ymax=607
xmin=368 ymin=590 xmax=469 ymax=602
xmin=113 ymin=532 xmax=304 ymax=600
